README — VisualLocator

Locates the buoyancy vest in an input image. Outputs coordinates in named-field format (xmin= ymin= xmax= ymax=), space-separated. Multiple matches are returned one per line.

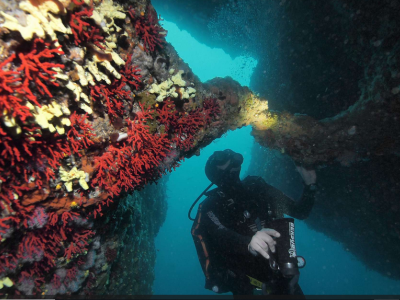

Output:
xmin=191 ymin=176 xmax=279 ymax=293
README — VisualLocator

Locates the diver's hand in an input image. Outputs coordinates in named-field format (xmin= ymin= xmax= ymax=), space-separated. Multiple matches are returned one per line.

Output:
xmin=248 ymin=228 xmax=281 ymax=259
xmin=296 ymin=166 xmax=316 ymax=185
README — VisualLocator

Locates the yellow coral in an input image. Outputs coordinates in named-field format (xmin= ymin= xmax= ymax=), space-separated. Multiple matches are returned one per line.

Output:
xmin=59 ymin=166 xmax=89 ymax=192
xmin=25 ymin=101 xmax=71 ymax=135
xmin=86 ymin=58 xmax=111 ymax=84
xmin=90 ymin=0 xmax=126 ymax=35
xmin=149 ymin=70 xmax=196 ymax=102
xmin=171 ymin=70 xmax=186 ymax=86
xmin=86 ymin=51 xmax=126 ymax=85
xmin=101 ymin=263 xmax=109 ymax=272
xmin=149 ymin=79 xmax=177 ymax=102
xmin=1 ymin=0 xmax=71 ymax=45
xmin=1 ymin=109 xmax=22 ymax=134
xmin=0 ymin=12 xmax=45 ymax=41
xmin=0 ymin=277 xmax=13 ymax=289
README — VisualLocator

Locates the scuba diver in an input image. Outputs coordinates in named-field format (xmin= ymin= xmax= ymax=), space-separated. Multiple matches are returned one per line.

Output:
xmin=190 ymin=149 xmax=316 ymax=296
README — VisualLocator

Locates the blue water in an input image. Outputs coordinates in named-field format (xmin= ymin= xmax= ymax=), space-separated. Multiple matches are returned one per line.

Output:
xmin=159 ymin=20 xmax=257 ymax=86
xmin=152 ymin=16 xmax=400 ymax=296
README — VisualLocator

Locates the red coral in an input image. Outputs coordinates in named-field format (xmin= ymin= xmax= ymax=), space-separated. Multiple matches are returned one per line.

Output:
xmin=0 ymin=252 xmax=18 ymax=275
xmin=155 ymin=97 xmax=221 ymax=151
xmin=105 ymin=247 xmax=117 ymax=262
xmin=89 ymin=55 xmax=141 ymax=119
xmin=156 ymin=100 xmax=207 ymax=151
xmin=90 ymin=82 xmax=127 ymax=119
xmin=203 ymin=97 xmax=221 ymax=124
xmin=64 ymin=243 xmax=81 ymax=260
xmin=18 ymin=269 xmax=44 ymax=293
xmin=69 ymin=7 xmax=105 ymax=49
xmin=0 ymin=126 xmax=71 ymax=190
xmin=48 ymin=212 xmax=59 ymax=226
xmin=121 ymin=54 xmax=142 ymax=90
xmin=68 ymin=112 xmax=95 ymax=154
xmin=51 ymin=274 xmax=62 ymax=289
xmin=90 ymin=198 xmax=113 ymax=219
xmin=17 ymin=38 xmax=64 ymax=101
xmin=0 ymin=54 xmax=20 ymax=93
xmin=92 ymin=103 xmax=171 ymax=198
xmin=0 ymin=54 xmax=32 ymax=126
xmin=71 ymin=0 xmax=85 ymax=5
xmin=18 ymin=233 xmax=51 ymax=268
xmin=0 ymin=37 xmax=103 ymax=292
xmin=156 ymin=99 xmax=175 ymax=131
xmin=61 ymin=211 xmax=79 ymax=226
xmin=92 ymin=143 xmax=139 ymax=197
xmin=93 ymin=203 xmax=103 ymax=218
xmin=13 ymin=210 xmax=95 ymax=277
xmin=65 ymin=229 xmax=94 ymax=259
xmin=0 ymin=216 xmax=16 ymax=237
xmin=133 ymin=9 xmax=166 ymax=52
xmin=65 ymin=267 xmax=78 ymax=285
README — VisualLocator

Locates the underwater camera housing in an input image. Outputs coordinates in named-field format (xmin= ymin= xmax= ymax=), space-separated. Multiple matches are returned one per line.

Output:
xmin=266 ymin=218 xmax=306 ymax=278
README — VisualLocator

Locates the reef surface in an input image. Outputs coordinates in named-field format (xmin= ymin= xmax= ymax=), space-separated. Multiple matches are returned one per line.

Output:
xmin=0 ymin=0 xmax=399 ymax=296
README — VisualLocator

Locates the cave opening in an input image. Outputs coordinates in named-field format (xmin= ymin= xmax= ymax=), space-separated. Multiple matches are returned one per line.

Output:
xmin=151 ymin=3 xmax=400 ymax=296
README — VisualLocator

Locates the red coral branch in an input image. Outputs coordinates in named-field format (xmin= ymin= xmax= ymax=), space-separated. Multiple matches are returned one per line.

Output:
xmin=0 ymin=216 xmax=14 ymax=236
xmin=0 ymin=252 xmax=18 ymax=275
xmin=68 ymin=112 xmax=96 ymax=154
xmin=203 ymin=97 xmax=221 ymax=124
xmin=65 ymin=267 xmax=78 ymax=284
xmin=18 ymin=269 xmax=44 ymax=293
xmin=92 ymin=104 xmax=171 ymax=198
xmin=89 ymin=54 xmax=141 ymax=120
xmin=0 ymin=54 xmax=32 ymax=124
xmin=133 ymin=10 xmax=166 ymax=52
xmin=0 ymin=127 xmax=70 ymax=191
xmin=51 ymin=274 xmax=62 ymax=289
xmin=121 ymin=54 xmax=142 ymax=90
xmin=0 ymin=54 xmax=20 ymax=93
xmin=71 ymin=0 xmax=85 ymax=5
xmin=69 ymin=7 xmax=105 ymax=49
xmin=17 ymin=38 xmax=64 ymax=100
xmin=61 ymin=211 xmax=79 ymax=226
xmin=156 ymin=99 xmax=208 ymax=151
xmin=90 ymin=83 xmax=126 ymax=118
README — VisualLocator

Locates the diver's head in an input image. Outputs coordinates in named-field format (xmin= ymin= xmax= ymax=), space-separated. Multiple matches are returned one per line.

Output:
xmin=205 ymin=149 xmax=243 ymax=188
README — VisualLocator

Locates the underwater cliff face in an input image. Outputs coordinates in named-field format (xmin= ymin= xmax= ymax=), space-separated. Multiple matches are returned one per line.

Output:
xmin=0 ymin=0 xmax=270 ymax=296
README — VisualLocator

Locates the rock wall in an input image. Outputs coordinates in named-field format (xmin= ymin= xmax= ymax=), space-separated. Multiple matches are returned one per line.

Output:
xmin=0 ymin=0 xmax=271 ymax=295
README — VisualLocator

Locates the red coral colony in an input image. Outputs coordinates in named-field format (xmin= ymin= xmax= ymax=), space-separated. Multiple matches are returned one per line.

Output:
xmin=0 ymin=0 xmax=221 ymax=296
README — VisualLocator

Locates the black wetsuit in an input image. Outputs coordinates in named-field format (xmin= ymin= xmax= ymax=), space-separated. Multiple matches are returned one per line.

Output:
xmin=192 ymin=176 xmax=315 ymax=295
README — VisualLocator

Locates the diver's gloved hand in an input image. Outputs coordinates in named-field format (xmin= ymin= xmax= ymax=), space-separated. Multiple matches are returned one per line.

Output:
xmin=296 ymin=166 xmax=316 ymax=186
xmin=248 ymin=228 xmax=281 ymax=259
